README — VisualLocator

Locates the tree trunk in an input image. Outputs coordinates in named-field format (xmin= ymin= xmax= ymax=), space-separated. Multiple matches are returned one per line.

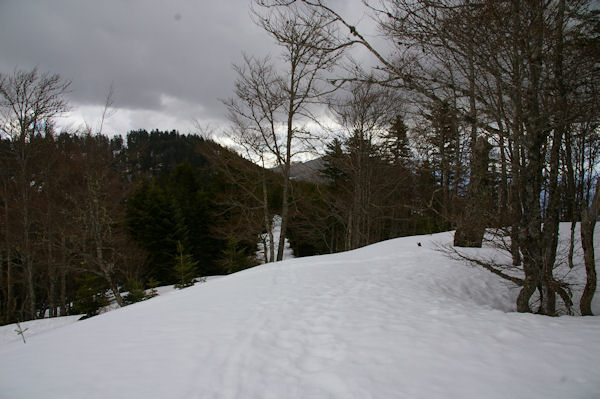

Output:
xmin=3 ymin=196 xmax=14 ymax=323
xmin=540 ymin=126 xmax=561 ymax=315
xmin=277 ymin=77 xmax=296 ymax=262
xmin=454 ymin=137 xmax=491 ymax=247
xmin=580 ymin=181 xmax=599 ymax=316
xmin=60 ymin=266 xmax=68 ymax=316
xmin=104 ymin=269 xmax=124 ymax=308
xmin=452 ymin=40 xmax=480 ymax=247
xmin=498 ymin=129 xmax=509 ymax=224
xmin=48 ymin=241 xmax=57 ymax=318
xmin=25 ymin=256 xmax=36 ymax=319
xmin=509 ymin=138 xmax=522 ymax=266
xmin=261 ymin=164 xmax=275 ymax=263
xmin=6 ymin=250 xmax=13 ymax=323
xmin=515 ymin=0 xmax=546 ymax=313
xmin=537 ymin=0 xmax=568 ymax=316
xmin=59 ymin=234 xmax=68 ymax=316
xmin=0 ymin=251 xmax=3 ymax=322
xmin=277 ymin=150 xmax=291 ymax=261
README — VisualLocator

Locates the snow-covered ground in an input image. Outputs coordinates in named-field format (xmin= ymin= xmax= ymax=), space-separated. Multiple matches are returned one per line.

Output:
xmin=1 ymin=226 xmax=599 ymax=398
xmin=0 ymin=315 xmax=81 ymax=346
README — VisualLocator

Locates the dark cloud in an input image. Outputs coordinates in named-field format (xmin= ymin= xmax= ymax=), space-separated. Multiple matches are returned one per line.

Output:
xmin=0 ymin=0 xmax=276 ymax=130
xmin=0 ymin=0 xmax=375 ymax=134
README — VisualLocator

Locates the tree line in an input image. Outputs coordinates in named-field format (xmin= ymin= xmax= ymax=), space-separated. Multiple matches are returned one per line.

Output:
xmin=1 ymin=0 xmax=598 ymax=322
xmin=0 ymin=70 xmax=274 ymax=323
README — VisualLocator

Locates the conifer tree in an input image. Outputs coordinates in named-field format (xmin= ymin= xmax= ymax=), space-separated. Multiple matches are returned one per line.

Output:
xmin=173 ymin=241 xmax=197 ymax=289
xmin=384 ymin=116 xmax=412 ymax=167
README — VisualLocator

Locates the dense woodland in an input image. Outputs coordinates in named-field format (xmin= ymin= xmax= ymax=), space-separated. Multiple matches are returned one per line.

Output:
xmin=1 ymin=0 xmax=599 ymax=323
xmin=0 ymin=127 xmax=264 ymax=322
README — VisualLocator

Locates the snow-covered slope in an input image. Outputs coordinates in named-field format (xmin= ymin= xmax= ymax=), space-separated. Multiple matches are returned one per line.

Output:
xmin=1 ymin=229 xmax=599 ymax=398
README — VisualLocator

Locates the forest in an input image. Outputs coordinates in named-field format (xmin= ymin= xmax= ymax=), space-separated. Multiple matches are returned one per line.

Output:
xmin=1 ymin=0 xmax=599 ymax=323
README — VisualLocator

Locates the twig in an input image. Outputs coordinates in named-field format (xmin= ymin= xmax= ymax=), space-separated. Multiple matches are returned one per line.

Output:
xmin=14 ymin=321 xmax=29 ymax=344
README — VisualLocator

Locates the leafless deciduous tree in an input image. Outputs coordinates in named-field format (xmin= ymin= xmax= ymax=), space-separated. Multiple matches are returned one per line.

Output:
xmin=226 ymin=1 xmax=346 ymax=260
xmin=326 ymin=82 xmax=405 ymax=250
xmin=0 ymin=68 xmax=70 ymax=319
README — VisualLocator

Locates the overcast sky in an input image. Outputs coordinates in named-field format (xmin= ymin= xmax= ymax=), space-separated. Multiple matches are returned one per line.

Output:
xmin=0 ymin=0 xmax=374 ymax=138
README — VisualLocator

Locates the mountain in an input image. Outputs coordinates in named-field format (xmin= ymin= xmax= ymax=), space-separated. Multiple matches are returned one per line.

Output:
xmin=271 ymin=157 xmax=327 ymax=183
xmin=0 ymin=226 xmax=599 ymax=398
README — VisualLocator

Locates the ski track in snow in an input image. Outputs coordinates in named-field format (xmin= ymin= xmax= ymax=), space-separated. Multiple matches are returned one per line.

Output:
xmin=0 ymin=227 xmax=599 ymax=398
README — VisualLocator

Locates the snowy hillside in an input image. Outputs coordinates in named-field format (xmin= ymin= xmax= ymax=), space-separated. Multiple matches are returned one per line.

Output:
xmin=1 ymin=227 xmax=599 ymax=398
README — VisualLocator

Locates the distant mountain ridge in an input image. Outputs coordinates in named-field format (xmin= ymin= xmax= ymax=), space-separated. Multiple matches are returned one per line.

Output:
xmin=270 ymin=157 xmax=326 ymax=183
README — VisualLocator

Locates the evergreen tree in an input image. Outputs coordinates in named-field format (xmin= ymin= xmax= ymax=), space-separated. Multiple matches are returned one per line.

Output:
xmin=384 ymin=115 xmax=412 ymax=166
xmin=220 ymin=237 xmax=254 ymax=274
xmin=72 ymin=273 xmax=109 ymax=319
xmin=123 ymin=279 xmax=149 ymax=305
xmin=173 ymin=241 xmax=198 ymax=289
xmin=322 ymin=138 xmax=347 ymax=187
xmin=126 ymin=181 xmax=178 ymax=284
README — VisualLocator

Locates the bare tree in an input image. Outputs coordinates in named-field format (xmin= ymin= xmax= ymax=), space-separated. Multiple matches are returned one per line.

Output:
xmin=223 ymin=55 xmax=284 ymax=262
xmin=68 ymin=133 xmax=139 ymax=308
xmin=227 ymin=1 xmax=345 ymax=260
xmin=0 ymin=68 xmax=70 ymax=319
xmin=327 ymin=81 xmax=404 ymax=249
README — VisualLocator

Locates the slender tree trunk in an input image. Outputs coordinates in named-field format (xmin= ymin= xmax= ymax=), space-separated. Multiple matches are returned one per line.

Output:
xmin=0 ymin=251 xmax=3 ymax=322
xmin=60 ymin=267 xmax=68 ymax=316
xmin=565 ymin=131 xmax=577 ymax=268
xmin=261 ymin=163 xmax=275 ymax=263
xmin=277 ymin=122 xmax=293 ymax=261
xmin=22 ymin=188 xmax=36 ymax=319
xmin=25 ymin=256 xmax=36 ymax=319
xmin=47 ymin=237 xmax=57 ymax=318
xmin=516 ymin=0 xmax=546 ymax=313
xmin=494 ymin=75 xmax=510 ymax=226
xmin=509 ymin=138 xmax=522 ymax=266
xmin=6 ymin=250 xmax=13 ymax=323
xmin=17 ymin=135 xmax=37 ymax=319
xmin=580 ymin=180 xmax=599 ymax=316
xmin=346 ymin=210 xmax=353 ymax=251
xmin=509 ymin=0 xmax=525 ymax=268
xmin=498 ymin=128 xmax=509 ymax=224
xmin=538 ymin=0 xmax=568 ymax=315
xmin=103 ymin=269 xmax=124 ymax=308
xmin=560 ymin=4 xmax=576 ymax=271
xmin=3 ymin=196 xmax=14 ymax=323
xmin=59 ymin=234 xmax=68 ymax=316
xmin=541 ymin=125 xmax=562 ymax=315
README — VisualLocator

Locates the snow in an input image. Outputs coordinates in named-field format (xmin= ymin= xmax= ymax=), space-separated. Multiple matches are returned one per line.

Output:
xmin=1 ymin=225 xmax=599 ymax=398
xmin=0 ymin=316 xmax=81 ymax=346
xmin=256 ymin=215 xmax=295 ymax=263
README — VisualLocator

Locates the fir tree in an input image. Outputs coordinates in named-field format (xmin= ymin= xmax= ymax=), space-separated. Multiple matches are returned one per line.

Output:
xmin=384 ymin=115 xmax=412 ymax=166
xmin=72 ymin=273 xmax=109 ymax=319
xmin=124 ymin=279 xmax=148 ymax=305
xmin=173 ymin=241 xmax=198 ymax=289
xmin=220 ymin=237 xmax=254 ymax=274
xmin=146 ymin=277 xmax=160 ymax=299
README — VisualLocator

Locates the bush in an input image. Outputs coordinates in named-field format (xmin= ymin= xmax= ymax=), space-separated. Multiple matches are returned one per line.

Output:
xmin=72 ymin=273 xmax=109 ymax=319
xmin=123 ymin=279 xmax=148 ymax=305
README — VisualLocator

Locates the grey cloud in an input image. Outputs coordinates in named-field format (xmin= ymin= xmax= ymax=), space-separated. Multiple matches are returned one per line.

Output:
xmin=0 ymin=0 xmax=373 ymax=133
xmin=0 ymin=0 xmax=273 ymax=125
